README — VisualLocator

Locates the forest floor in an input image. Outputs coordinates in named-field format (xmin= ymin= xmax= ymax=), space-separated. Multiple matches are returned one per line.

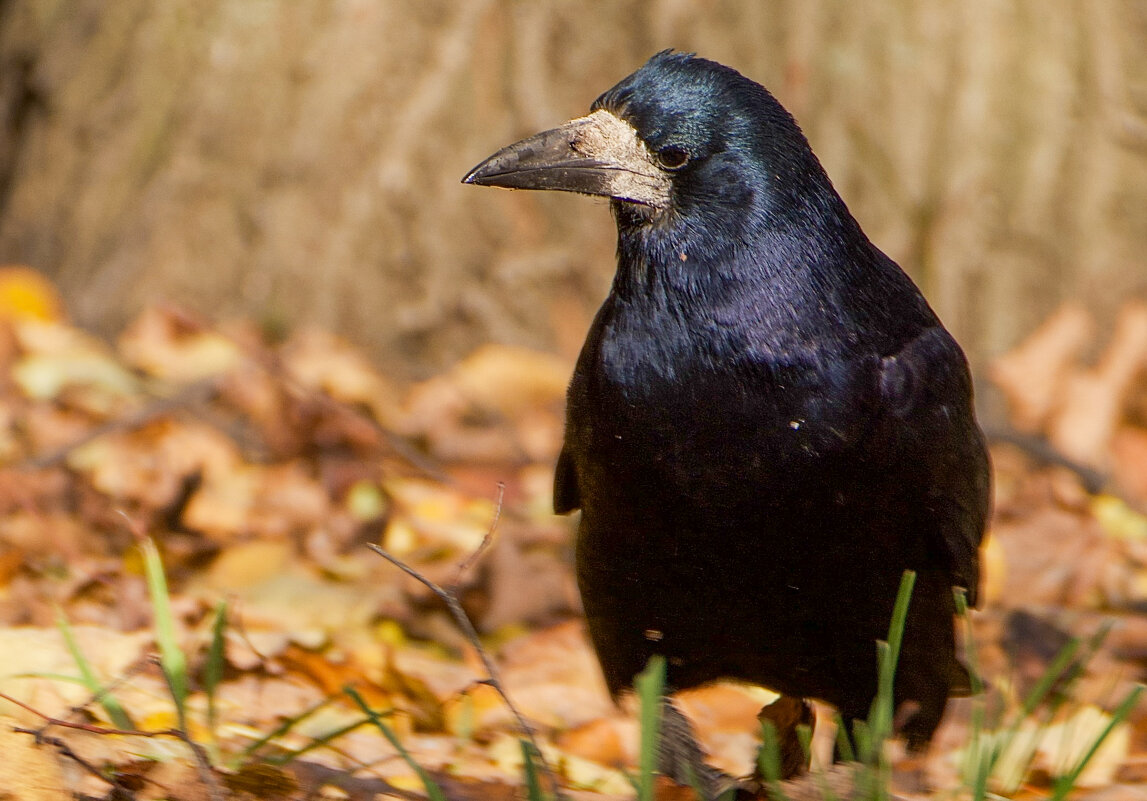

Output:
xmin=1 ymin=270 xmax=1147 ymax=801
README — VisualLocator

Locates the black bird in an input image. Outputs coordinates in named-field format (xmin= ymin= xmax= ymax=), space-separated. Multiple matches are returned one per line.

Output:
xmin=464 ymin=51 xmax=990 ymax=761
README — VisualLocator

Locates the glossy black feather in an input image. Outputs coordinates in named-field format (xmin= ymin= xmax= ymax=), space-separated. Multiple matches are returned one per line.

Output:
xmin=554 ymin=51 xmax=990 ymax=749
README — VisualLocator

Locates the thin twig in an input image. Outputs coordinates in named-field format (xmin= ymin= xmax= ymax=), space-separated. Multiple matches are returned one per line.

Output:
xmin=14 ymin=727 xmax=137 ymax=793
xmin=451 ymin=480 xmax=505 ymax=589
xmin=168 ymin=728 xmax=226 ymax=801
xmin=368 ymin=484 xmax=566 ymax=798
xmin=5 ymin=691 xmax=225 ymax=801
xmin=2 ymin=691 xmax=145 ymax=735
xmin=56 ymin=654 xmax=152 ymax=724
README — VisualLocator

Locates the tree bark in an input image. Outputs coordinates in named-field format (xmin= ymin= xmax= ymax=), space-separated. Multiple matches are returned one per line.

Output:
xmin=1 ymin=1 xmax=1145 ymax=378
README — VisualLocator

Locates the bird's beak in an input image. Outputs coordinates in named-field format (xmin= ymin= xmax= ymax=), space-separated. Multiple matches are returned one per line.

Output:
xmin=462 ymin=109 xmax=671 ymax=209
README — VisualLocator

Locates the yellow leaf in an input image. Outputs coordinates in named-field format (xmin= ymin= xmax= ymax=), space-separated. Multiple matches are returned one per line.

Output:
xmin=0 ymin=266 xmax=64 ymax=322
xmin=346 ymin=479 xmax=387 ymax=522
xmin=382 ymin=478 xmax=495 ymax=555
xmin=1092 ymin=494 xmax=1147 ymax=541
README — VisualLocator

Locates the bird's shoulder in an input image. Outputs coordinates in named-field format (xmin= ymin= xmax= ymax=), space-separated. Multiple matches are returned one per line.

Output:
xmin=876 ymin=325 xmax=973 ymax=419
xmin=872 ymin=324 xmax=991 ymax=602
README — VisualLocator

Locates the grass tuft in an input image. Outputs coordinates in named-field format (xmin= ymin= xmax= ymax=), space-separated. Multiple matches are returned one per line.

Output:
xmin=346 ymin=685 xmax=448 ymax=801
xmin=140 ymin=537 xmax=189 ymax=731
xmin=53 ymin=609 xmax=135 ymax=731
xmin=633 ymin=654 xmax=667 ymax=801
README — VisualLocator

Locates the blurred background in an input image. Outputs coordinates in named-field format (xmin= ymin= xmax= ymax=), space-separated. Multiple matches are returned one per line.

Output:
xmin=1 ymin=0 xmax=1145 ymax=382
xmin=3 ymin=5 xmax=1147 ymax=791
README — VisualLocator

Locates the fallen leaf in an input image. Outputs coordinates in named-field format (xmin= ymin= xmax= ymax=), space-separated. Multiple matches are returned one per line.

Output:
xmin=498 ymin=621 xmax=614 ymax=729
xmin=1049 ymin=303 xmax=1147 ymax=467
xmin=0 ymin=716 xmax=70 ymax=801
xmin=282 ymin=327 xmax=401 ymax=428
xmin=382 ymin=477 xmax=496 ymax=557
xmin=957 ymin=704 xmax=1131 ymax=792
xmin=0 ymin=266 xmax=65 ymax=323
xmin=557 ymin=715 xmax=635 ymax=768
xmin=118 ymin=305 xmax=242 ymax=382
xmin=990 ymin=304 xmax=1093 ymax=432
xmin=184 ymin=460 xmax=329 ymax=544
xmin=0 ymin=626 xmax=152 ymax=720
xmin=12 ymin=321 xmax=139 ymax=408
xmin=398 ymin=344 xmax=569 ymax=462
xmin=1112 ymin=426 xmax=1147 ymax=503
xmin=676 ymin=682 xmax=780 ymax=777
xmin=68 ymin=418 xmax=239 ymax=512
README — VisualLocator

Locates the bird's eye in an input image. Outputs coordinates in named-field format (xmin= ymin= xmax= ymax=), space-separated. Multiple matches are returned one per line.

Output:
xmin=656 ymin=146 xmax=690 ymax=170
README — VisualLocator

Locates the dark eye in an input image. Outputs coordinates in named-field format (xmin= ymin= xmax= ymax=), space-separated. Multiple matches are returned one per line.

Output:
xmin=657 ymin=145 xmax=690 ymax=170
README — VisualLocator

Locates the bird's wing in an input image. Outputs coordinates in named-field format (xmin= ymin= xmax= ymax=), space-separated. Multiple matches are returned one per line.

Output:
xmin=878 ymin=325 xmax=991 ymax=605
xmin=553 ymin=444 xmax=581 ymax=514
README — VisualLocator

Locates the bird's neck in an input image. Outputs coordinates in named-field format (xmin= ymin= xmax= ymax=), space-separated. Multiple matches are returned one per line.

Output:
xmin=605 ymin=197 xmax=931 ymax=366
xmin=611 ymin=201 xmax=870 ymax=311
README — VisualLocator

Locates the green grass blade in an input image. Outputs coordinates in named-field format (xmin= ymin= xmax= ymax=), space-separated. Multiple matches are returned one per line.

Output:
xmin=12 ymin=672 xmax=96 ymax=685
xmin=801 ymin=722 xmax=840 ymax=801
xmin=346 ymin=686 xmax=447 ymax=801
xmin=884 ymin=571 xmax=915 ymax=687
xmin=851 ymin=719 xmax=872 ymax=766
xmin=238 ymin=696 xmax=336 ymax=762
xmin=54 ymin=609 xmax=134 ymax=730
xmin=265 ymin=716 xmax=373 ymax=765
xmin=1051 ymin=685 xmax=1143 ymax=801
xmin=955 ymin=586 xmax=1118 ymax=797
xmin=954 ymin=588 xmax=990 ymax=801
xmin=861 ymin=570 xmax=915 ymax=801
xmin=205 ymin=600 xmax=228 ymax=736
xmin=141 ymin=538 xmax=188 ymax=730
xmin=521 ymin=739 xmax=548 ymax=801
xmin=869 ymin=640 xmax=893 ymax=756
xmin=634 ymin=655 xmax=666 ymax=801
xmin=871 ymin=571 xmax=915 ymax=744
xmin=833 ymin=713 xmax=855 ymax=763
xmin=991 ymin=637 xmax=1084 ymax=791
xmin=680 ymin=756 xmax=712 ymax=801
xmin=758 ymin=719 xmax=791 ymax=801
xmin=1018 ymin=638 xmax=1080 ymax=721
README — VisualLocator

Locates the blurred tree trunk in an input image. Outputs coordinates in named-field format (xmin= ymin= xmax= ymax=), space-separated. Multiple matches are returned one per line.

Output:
xmin=0 ymin=0 xmax=1145 ymax=379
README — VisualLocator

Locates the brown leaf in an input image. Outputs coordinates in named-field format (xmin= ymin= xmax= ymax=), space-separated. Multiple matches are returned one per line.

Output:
xmin=184 ymin=460 xmax=330 ymax=544
xmin=498 ymin=621 xmax=614 ymax=729
xmin=557 ymin=715 xmax=635 ymax=767
xmin=476 ymin=518 xmax=579 ymax=631
xmin=281 ymin=327 xmax=401 ymax=428
xmin=990 ymin=304 xmax=1093 ymax=432
xmin=1112 ymin=426 xmax=1147 ymax=502
xmin=675 ymin=682 xmax=780 ymax=777
xmin=654 ymin=774 xmax=705 ymax=801
xmin=222 ymin=762 xmax=299 ymax=800
xmin=69 ymin=418 xmax=240 ymax=513
xmin=0 ymin=717 xmax=70 ymax=801
xmin=399 ymin=344 xmax=569 ymax=463
xmin=1049 ymin=303 xmax=1147 ymax=467
xmin=118 ymin=305 xmax=242 ymax=382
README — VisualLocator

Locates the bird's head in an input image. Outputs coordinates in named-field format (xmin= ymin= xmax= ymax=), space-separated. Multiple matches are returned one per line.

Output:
xmin=463 ymin=51 xmax=844 ymax=238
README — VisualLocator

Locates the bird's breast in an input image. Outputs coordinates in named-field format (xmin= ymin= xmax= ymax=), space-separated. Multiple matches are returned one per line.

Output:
xmin=567 ymin=299 xmax=874 ymax=514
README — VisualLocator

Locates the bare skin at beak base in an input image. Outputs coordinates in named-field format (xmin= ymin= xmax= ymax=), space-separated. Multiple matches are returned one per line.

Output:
xmin=462 ymin=109 xmax=672 ymax=209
